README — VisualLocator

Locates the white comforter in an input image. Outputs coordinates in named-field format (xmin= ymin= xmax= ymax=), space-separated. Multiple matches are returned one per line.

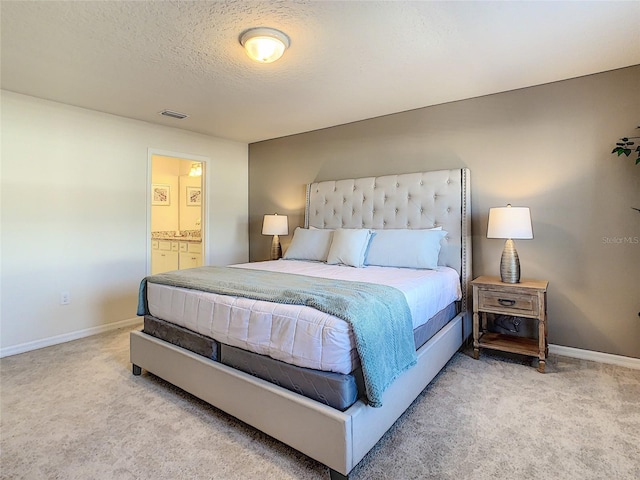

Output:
xmin=146 ymin=260 xmax=461 ymax=374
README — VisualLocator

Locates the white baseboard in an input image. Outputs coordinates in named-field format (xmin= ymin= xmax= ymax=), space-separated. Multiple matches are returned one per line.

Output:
xmin=0 ymin=317 xmax=143 ymax=358
xmin=2 ymin=322 xmax=638 ymax=369
xmin=549 ymin=344 xmax=640 ymax=370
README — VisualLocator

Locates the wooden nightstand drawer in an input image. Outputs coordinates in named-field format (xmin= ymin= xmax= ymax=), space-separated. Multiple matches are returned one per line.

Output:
xmin=478 ymin=290 xmax=538 ymax=316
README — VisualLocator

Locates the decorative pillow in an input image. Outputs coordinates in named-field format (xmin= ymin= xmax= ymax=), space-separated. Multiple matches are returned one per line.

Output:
xmin=283 ymin=227 xmax=333 ymax=262
xmin=326 ymin=229 xmax=373 ymax=268
xmin=365 ymin=229 xmax=447 ymax=269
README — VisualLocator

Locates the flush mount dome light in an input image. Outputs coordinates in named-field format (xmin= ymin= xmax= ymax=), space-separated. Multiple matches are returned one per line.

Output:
xmin=240 ymin=27 xmax=290 ymax=64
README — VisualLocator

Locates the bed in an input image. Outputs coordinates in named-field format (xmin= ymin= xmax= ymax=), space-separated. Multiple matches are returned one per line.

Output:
xmin=130 ymin=168 xmax=472 ymax=479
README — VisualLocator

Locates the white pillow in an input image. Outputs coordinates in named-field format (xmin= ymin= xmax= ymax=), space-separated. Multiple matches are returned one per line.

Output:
xmin=365 ymin=229 xmax=447 ymax=269
xmin=326 ymin=229 xmax=373 ymax=268
xmin=283 ymin=227 xmax=333 ymax=262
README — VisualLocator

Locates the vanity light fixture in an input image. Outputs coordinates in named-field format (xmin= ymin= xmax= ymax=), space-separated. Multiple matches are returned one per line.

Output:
xmin=188 ymin=163 xmax=202 ymax=177
xmin=487 ymin=204 xmax=533 ymax=283
xmin=240 ymin=27 xmax=290 ymax=64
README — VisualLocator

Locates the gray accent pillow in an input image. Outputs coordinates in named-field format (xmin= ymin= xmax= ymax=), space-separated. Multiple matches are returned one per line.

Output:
xmin=283 ymin=227 xmax=333 ymax=262
xmin=365 ymin=229 xmax=447 ymax=269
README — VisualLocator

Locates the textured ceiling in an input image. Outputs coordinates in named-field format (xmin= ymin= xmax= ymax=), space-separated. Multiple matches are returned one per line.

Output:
xmin=2 ymin=1 xmax=639 ymax=143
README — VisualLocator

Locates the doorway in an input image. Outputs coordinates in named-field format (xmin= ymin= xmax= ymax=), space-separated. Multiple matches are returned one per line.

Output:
xmin=147 ymin=149 xmax=209 ymax=274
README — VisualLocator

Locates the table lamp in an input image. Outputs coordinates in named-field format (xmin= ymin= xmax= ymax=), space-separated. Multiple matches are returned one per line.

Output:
xmin=487 ymin=204 xmax=533 ymax=283
xmin=262 ymin=214 xmax=288 ymax=260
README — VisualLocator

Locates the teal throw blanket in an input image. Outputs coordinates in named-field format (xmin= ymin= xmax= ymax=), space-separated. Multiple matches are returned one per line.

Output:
xmin=137 ymin=266 xmax=417 ymax=408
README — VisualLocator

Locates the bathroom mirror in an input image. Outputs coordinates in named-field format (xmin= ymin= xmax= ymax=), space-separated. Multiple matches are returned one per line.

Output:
xmin=151 ymin=155 xmax=202 ymax=236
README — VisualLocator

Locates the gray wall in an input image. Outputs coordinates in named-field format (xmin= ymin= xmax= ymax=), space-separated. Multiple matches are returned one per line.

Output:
xmin=248 ymin=66 xmax=640 ymax=359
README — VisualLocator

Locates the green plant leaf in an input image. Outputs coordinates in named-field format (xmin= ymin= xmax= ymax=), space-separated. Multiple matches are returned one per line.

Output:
xmin=624 ymin=149 xmax=632 ymax=156
xmin=636 ymin=157 xmax=640 ymax=165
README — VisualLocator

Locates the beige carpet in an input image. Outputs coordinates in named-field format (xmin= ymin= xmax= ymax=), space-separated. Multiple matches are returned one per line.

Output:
xmin=1 ymin=324 xmax=639 ymax=480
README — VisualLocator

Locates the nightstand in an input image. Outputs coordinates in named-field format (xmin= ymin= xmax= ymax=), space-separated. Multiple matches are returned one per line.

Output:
xmin=472 ymin=275 xmax=549 ymax=372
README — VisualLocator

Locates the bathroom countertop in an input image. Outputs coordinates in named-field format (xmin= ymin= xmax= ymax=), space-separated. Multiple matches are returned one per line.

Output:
xmin=152 ymin=236 xmax=202 ymax=243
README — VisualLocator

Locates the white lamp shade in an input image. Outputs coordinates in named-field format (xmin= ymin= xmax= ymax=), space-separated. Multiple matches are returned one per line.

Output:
xmin=262 ymin=214 xmax=288 ymax=236
xmin=487 ymin=206 xmax=533 ymax=239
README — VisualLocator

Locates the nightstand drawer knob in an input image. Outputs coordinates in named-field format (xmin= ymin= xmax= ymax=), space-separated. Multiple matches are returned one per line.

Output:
xmin=498 ymin=298 xmax=516 ymax=307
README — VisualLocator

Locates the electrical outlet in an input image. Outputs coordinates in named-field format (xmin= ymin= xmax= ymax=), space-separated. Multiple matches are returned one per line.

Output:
xmin=60 ymin=291 xmax=70 ymax=305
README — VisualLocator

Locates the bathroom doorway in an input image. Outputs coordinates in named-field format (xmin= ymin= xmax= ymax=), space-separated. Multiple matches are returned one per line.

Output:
xmin=147 ymin=149 xmax=209 ymax=274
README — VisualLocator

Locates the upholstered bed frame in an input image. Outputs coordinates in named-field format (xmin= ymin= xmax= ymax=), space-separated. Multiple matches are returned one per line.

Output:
xmin=130 ymin=168 xmax=472 ymax=479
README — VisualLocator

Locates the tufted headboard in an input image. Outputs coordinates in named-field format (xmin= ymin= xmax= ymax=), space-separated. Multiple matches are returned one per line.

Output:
xmin=305 ymin=169 xmax=472 ymax=326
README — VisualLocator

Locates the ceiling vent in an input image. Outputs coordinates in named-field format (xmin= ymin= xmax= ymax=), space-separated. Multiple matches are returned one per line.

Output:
xmin=159 ymin=109 xmax=189 ymax=120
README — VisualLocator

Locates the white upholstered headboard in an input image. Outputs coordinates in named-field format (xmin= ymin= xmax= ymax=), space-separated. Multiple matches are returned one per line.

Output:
xmin=305 ymin=169 xmax=472 ymax=326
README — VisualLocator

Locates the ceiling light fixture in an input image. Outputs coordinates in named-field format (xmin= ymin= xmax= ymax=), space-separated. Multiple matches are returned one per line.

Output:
xmin=240 ymin=27 xmax=290 ymax=64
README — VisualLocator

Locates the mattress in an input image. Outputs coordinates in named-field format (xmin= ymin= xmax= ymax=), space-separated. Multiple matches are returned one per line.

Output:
xmin=146 ymin=260 xmax=462 ymax=375
xmin=143 ymin=301 xmax=457 ymax=410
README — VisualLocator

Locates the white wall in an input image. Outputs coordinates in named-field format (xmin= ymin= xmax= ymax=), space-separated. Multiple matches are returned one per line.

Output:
xmin=1 ymin=91 xmax=248 ymax=354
